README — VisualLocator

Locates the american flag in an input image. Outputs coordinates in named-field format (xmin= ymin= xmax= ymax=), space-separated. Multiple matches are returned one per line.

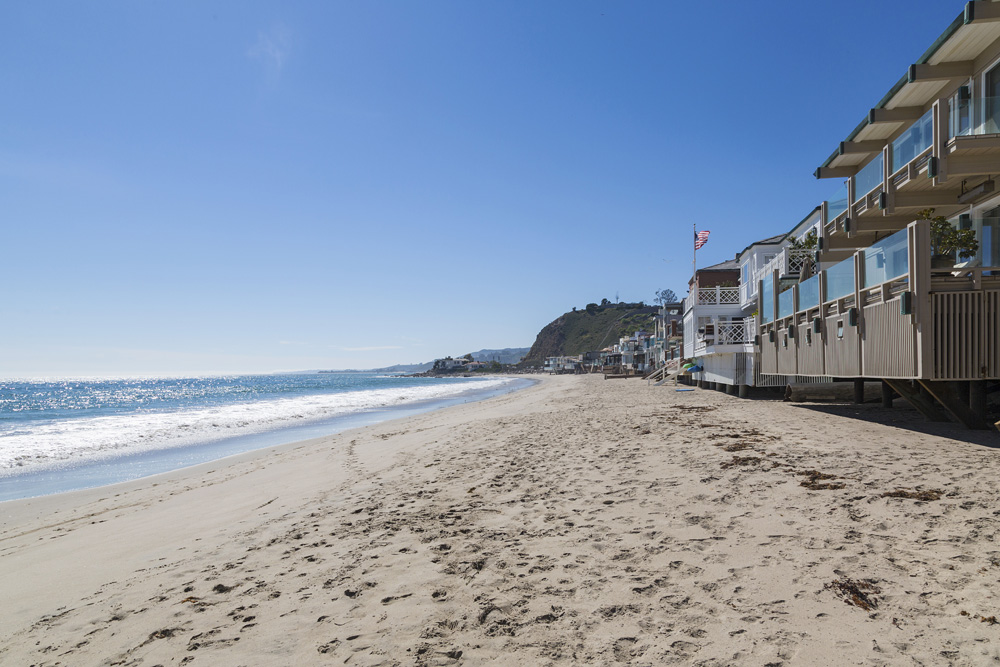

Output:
xmin=694 ymin=230 xmax=710 ymax=250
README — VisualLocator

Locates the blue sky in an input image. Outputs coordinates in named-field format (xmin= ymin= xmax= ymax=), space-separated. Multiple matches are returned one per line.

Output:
xmin=1 ymin=1 xmax=965 ymax=376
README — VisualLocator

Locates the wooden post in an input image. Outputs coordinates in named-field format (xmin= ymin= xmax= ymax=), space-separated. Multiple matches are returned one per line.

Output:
xmin=932 ymin=99 xmax=949 ymax=185
xmin=957 ymin=380 xmax=971 ymax=404
xmin=881 ymin=380 xmax=894 ymax=408
xmin=853 ymin=379 xmax=865 ymax=404
xmin=739 ymin=384 xmax=749 ymax=398
xmin=819 ymin=200 xmax=829 ymax=251
xmin=817 ymin=268 xmax=828 ymax=376
xmin=846 ymin=176 xmax=856 ymax=236
xmin=854 ymin=249 xmax=865 ymax=377
xmin=910 ymin=220 xmax=932 ymax=378
xmin=882 ymin=144 xmax=894 ymax=212
xmin=884 ymin=379 xmax=950 ymax=422
xmin=970 ymin=380 xmax=987 ymax=423
xmin=920 ymin=379 xmax=991 ymax=429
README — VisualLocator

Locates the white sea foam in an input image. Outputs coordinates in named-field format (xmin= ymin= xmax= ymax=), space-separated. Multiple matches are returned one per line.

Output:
xmin=0 ymin=378 xmax=514 ymax=475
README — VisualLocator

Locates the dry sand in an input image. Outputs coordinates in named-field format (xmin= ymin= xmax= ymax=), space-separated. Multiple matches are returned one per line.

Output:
xmin=1 ymin=374 xmax=999 ymax=666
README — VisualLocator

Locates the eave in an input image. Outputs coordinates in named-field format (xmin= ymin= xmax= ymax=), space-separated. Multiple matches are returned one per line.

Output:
xmin=816 ymin=3 xmax=1000 ymax=178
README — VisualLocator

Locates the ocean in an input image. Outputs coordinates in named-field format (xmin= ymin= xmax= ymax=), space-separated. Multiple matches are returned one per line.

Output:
xmin=0 ymin=373 xmax=529 ymax=502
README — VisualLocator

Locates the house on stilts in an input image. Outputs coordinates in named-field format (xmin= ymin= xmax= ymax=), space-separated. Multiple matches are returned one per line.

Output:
xmin=755 ymin=1 xmax=1000 ymax=428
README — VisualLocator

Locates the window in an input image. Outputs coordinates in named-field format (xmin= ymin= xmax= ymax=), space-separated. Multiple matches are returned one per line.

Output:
xmin=836 ymin=320 xmax=844 ymax=339
xmin=986 ymin=62 xmax=1000 ymax=134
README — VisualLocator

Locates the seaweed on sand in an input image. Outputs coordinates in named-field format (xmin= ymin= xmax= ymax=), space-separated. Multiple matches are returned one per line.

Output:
xmin=881 ymin=488 xmax=943 ymax=501
xmin=825 ymin=578 xmax=881 ymax=611
xmin=721 ymin=456 xmax=763 ymax=469
xmin=799 ymin=470 xmax=845 ymax=491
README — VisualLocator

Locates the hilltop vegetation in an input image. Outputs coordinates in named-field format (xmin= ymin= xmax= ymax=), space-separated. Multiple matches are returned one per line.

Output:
xmin=468 ymin=347 xmax=530 ymax=364
xmin=520 ymin=302 xmax=658 ymax=366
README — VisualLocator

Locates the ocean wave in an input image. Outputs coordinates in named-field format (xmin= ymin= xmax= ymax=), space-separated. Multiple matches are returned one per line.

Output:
xmin=0 ymin=377 xmax=513 ymax=474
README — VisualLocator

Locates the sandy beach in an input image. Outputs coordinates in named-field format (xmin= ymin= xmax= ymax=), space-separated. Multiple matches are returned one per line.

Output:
xmin=1 ymin=374 xmax=999 ymax=666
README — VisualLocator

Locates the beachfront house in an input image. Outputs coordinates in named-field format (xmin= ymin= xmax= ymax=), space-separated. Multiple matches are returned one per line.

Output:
xmin=756 ymin=2 xmax=1000 ymax=428
xmin=653 ymin=301 xmax=684 ymax=366
xmin=740 ymin=212 xmax=835 ymax=390
xmin=681 ymin=259 xmax=755 ymax=393
xmin=682 ymin=228 xmax=837 ymax=395
xmin=544 ymin=356 xmax=582 ymax=374
xmin=433 ymin=357 xmax=467 ymax=371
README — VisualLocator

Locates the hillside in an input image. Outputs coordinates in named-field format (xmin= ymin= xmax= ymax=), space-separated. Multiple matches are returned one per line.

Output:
xmin=369 ymin=348 xmax=529 ymax=373
xmin=520 ymin=304 xmax=658 ymax=366
xmin=467 ymin=347 xmax=530 ymax=364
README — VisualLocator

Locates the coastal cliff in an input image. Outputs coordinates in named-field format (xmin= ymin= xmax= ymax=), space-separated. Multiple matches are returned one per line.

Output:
xmin=520 ymin=303 xmax=657 ymax=366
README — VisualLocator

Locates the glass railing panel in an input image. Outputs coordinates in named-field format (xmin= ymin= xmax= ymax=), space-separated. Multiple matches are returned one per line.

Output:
xmin=863 ymin=228 xmax=909 ymax=287
xmin=824 ymin=257 xmax=855 ymax=301
xmin=777 ymin=287 xmax=794 ymax=319
xmin=950 ymin=95 xmax=971 ymax=138
xmin=941 ymin=217 xmax=1000 ymax=269
xmin=950 ymin=96 xmax=1000 ymax=137
xmin=853 ymin=152 xmax=884 ymax=202
xmin=974 ymin=217 xmax=1000 ymax=268
xmin=798 ymin=274 xmax=820 ymax=311
xmin=826 ymin=182 xmax=848 ymax=222
xmin=972 ymin=96 xmax=1000 ymax=136
xmin=761 ymin=274 xmax=773 ymax=324
xmin=891 ymin=108 xmax=933 ymax=173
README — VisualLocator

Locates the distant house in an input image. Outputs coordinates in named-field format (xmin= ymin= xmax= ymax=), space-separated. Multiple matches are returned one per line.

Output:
xmin=544 ymin=356 xmax=581 ymax=374
xmin=433 ymin=357 xmax=467 ymax=371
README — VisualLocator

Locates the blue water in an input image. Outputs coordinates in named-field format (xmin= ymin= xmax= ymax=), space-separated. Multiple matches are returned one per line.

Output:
xmin=0 ymin=373 xmax=528 ymax=502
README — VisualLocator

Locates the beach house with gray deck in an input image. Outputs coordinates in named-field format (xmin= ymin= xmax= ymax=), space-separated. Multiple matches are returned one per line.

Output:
xmin=756 ymin=1 xmax=1000 ymax=428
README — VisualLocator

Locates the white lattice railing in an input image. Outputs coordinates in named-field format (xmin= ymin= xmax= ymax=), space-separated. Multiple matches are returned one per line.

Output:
xmin=695 ymin=286 xmax=740 ymax=305
xmin=754 ymin=248 xmax=816 ymax=287
xmin=696 ymin=319 xmax=756 ymax=350
xmin=714 ymin=319 xmax=756 ymax=345
xmin=788 ymin=249 xmax=815 ymax=276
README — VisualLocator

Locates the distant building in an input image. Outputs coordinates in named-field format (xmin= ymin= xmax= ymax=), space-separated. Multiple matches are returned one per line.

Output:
xmin=544 ymin=356 xmax=581 ymax=374
xmin=433 ymin=357 xmax=467 ymax=371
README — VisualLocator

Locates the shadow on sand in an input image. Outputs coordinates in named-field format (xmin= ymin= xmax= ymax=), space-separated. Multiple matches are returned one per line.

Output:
xmin=785 ymin=400 xmax=1000 ymax=447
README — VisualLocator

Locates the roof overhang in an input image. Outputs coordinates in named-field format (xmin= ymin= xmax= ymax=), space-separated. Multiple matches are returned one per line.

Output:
xmin=816 ymin=2 xmax=1000 ymax=177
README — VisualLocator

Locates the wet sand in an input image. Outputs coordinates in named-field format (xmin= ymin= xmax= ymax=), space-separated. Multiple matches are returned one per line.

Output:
xmin=1 ymin=374 xmax=998 ymax=665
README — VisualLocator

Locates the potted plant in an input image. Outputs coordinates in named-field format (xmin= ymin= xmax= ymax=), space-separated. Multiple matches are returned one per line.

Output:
xmin=787 ymin=229 xmax=818 ymax=250
xmin=919 ymin=208 xmax=978 ymax=268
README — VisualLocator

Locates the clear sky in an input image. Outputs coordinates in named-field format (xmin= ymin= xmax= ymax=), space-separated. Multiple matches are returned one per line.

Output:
xmin=1 ymin=1 xmax=966 ymax=376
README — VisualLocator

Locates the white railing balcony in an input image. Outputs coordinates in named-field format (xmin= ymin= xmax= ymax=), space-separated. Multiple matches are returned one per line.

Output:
xmin=697 ymin=318 xmax=755 ymax=351
xmin=754 ymin=248 xmax=816 ymax=286
xmin=695 ymin=286 xmax=740 ymax=305
xmin=756 ymin=252 xmax=784 ymax=284
xmin=788 ymin=249 xmax=815 ymax=276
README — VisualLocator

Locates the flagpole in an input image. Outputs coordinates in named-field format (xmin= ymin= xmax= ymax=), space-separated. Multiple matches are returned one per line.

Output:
xmin=692 ymin=222 xmax=697 ymax=286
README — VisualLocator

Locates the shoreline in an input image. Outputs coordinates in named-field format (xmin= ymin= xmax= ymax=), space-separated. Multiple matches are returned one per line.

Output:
xmin=1 ymin=375 xmax=998 ymax=665
xmin=0 ymin=375 xmax=535 ymax=503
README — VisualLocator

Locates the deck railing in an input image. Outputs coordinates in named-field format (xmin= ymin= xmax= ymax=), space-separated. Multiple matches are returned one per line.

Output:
xmin=891 ymin=108 xmax=933 ymax=173
xmin=949 ymin=95 xmax=1000 ymax=138
xmin=695 ymin=285 xmax=740 ymax=305
xmin=695 ymin=318 xmax=756 ymax=353
xmin=757 ymin=217 xmax=1000 ymax=380
xmin=757 ymin=247 xmax=816 ymax=283
xmin=853 ymin=152 xmax=884 ymax=204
